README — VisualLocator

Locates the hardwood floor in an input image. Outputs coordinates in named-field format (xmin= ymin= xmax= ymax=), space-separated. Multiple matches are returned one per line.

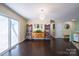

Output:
xmin=3 ymin=38 xmax=79 ymax=56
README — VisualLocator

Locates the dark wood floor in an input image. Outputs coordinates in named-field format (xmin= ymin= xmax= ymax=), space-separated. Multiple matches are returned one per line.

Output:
xmin=3 ymin=38 xmax=79 ymax=56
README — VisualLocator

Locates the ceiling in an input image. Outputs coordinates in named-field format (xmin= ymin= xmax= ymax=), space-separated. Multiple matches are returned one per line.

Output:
xmin=5 ymin=3 xmax=79 ymax=21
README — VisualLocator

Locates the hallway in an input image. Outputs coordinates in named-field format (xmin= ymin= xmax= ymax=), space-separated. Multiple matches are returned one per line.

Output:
xmin=3 ymin=38 xmax=79 ymax=56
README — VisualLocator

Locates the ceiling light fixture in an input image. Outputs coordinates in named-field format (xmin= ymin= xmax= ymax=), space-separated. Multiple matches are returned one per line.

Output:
xmin=40 ymin=15 xmax=45 ymax=20
xmin=39 ymin=8 xmax=46 ymax=20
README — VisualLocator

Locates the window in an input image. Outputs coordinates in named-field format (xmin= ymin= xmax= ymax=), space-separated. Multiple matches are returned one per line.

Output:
xmin=11 ymin=19 xmax=18 ymax=47
xmin=0 ymin=15 xmax=8 ymax=53
xmin=0 ymin=14 xmax=19 ymax=55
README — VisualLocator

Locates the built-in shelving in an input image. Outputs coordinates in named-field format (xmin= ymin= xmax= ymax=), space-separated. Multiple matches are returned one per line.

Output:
xmin=44 ymin=24 xmax=50 ymax=39
xmin=25 ymin=24 xmax=32 ymax=39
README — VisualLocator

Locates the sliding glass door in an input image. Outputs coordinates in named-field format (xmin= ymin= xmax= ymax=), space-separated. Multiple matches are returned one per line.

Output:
xmin=0 ymin=15 xmax=19 ymax=55
xmin=11 ymin=19 xmax=18 ymax=47
xmin=0 ymin=15 xmax=8 ymax=53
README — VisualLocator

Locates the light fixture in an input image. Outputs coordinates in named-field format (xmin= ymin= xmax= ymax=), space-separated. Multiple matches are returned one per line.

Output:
xmin=39 ymin=8 xmax=46 ymax=20
xmin=40 ymin=14 xmax=45 ymax=20
xmin=40 ymin=8 xmax=46 ymax=14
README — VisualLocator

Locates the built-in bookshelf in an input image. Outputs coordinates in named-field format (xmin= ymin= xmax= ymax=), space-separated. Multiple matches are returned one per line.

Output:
xmin=50 ymin=20 xmax=55 ymax=38
xmin=25 ymin=24 xmax=32 ymax=39
xmin=44 ymin=24 xmax=50 ymax=39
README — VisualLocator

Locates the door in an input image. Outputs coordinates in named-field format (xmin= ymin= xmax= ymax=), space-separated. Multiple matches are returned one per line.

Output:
xmin=0 ymin=15 xmax=19 ymax=55
xmin=56 ymin=23 xmax=63 ymax=38
xmin=11 ymin=19 xmax=18 ymax=47
xmin=0 ymin=15 xmax=8 ymax=53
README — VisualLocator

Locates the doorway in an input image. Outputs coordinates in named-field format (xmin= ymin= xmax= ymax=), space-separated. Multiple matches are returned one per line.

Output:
xmin=55 ymin=23 xmax=63 ymax=38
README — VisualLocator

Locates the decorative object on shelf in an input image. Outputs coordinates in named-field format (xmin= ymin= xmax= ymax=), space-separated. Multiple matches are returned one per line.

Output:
xmin=37 ymin=24 xmax=39 ymax=28
xmin=65 ymin=24 xmax=70 ymax=29
xmin=53 ymin=24 xmax=55 ymax=29
xmin=34 ymin=24 xmax=43 ymax=29
xmin=34 ymin=30 xmax=43 ymax=33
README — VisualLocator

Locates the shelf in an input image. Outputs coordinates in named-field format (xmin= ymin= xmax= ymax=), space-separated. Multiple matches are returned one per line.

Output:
xmin=44 ymin=24 xmax=50 ymax=38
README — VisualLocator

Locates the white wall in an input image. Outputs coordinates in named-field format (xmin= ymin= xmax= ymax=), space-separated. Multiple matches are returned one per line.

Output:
xmin=0 ymin=4 xmax=27 ymax=43
xmin=28 ymin=19 xmax=50 ymax=24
